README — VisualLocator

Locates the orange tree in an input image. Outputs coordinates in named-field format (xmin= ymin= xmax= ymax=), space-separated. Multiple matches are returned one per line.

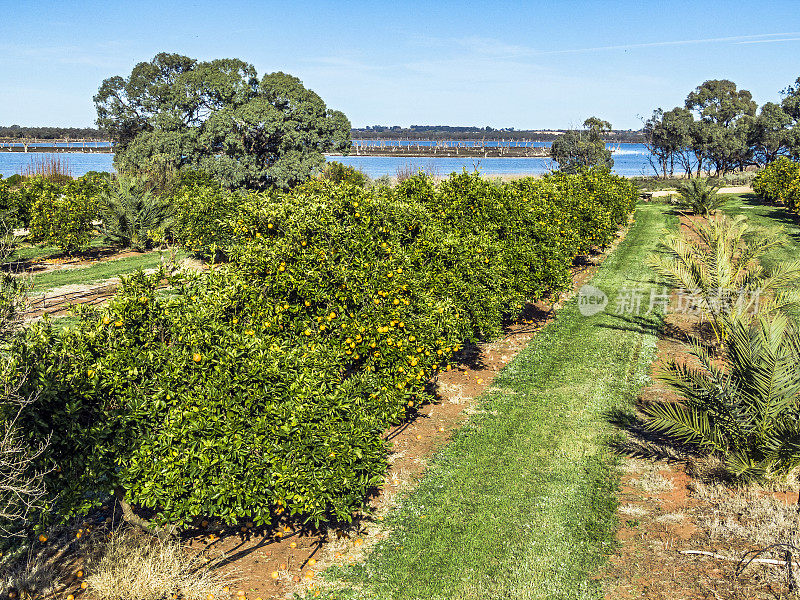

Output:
xmin=753 ymin=157 xmax=800 ymax=211
xmin=8 ymin=170 xmax=637 ymax=530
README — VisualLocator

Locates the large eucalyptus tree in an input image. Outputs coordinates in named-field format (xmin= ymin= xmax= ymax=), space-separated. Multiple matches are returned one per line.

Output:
xmin=95 ymin=53 xmax=351 ymax=190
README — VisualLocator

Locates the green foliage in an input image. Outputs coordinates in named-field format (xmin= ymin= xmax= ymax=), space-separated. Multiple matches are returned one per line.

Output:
xmin=752 ymin=157 xmax=800 ymax=212
xmin=321 ymin=161 xmax=369 ymax=188
xmin=550 ymin=117 xmax=614 ymax=173
xmin=8 ymin=170 xmax=638 ymax=529
xmin=173 ymin=182 xmax=238 ymax=259
xmin=645 ymin=313 xmax=800 ymax=480
xmin=648 ymin=214 xmax=800 ymax=341
xmin=28 ymin=181 xmax=97 ymax=254
xmin=674 ymin=178 xmax=726 ymax=216
xmin=98 ymin=176 xmax=174 ymax=250
xmin=95 ymin=53 xmax=352 ymax=190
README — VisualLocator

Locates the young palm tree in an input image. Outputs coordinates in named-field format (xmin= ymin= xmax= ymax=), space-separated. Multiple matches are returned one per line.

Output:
xmin=647 ymin=215 xmax=800 ymax=341
xmin=645 ymin=313 xmax=800 ymax=481
xmin=99 ymin=176 xmax=174 ymax=251
xmin=675 ymin=178 xmax=727 ymax=216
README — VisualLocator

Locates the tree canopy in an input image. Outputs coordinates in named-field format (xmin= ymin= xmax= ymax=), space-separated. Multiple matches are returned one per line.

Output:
xmin=643 ymin=78 xmax=800 ymax=177
xmin=94 ymin=53 xmax=352 ymax=189
xmin=550 ymin=117 xmax=614 ymax=173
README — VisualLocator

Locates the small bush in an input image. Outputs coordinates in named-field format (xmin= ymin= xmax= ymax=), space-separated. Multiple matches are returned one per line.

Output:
xmin=645 ymin=313 xmax=800 ymax=480
xmin=321 ymin=161 xmax=370 ymax=187
xmin=173 ymin=182 xmax=237 ymax=259
xmin=28 ymin=180 xmax=96 ymax=254
xmin=753 ymin=157 xmax=800 ymax=211
xmin=675 ymin=178 xmax=727 ymax=216
xmin=99 ymin=176 xmax=174 ymax=251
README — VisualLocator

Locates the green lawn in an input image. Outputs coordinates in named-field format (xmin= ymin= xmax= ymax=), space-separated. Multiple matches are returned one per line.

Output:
xmin=323 ymin=203 xmax=673 ymax=600
xmin=722 ymin=193 xmax=800 ymax=268
xmin=29 ymin=249 xmax=185 ymax=294
xmin=5 ymin=236 xmax=108 ymax=264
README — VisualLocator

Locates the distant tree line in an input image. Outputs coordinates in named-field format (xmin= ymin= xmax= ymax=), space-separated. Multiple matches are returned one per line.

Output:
xmin=352 ymin=126 xmax=644 ymax=143
xmin=0 ymin=125 xmax=107 ymax=140
xmin=643 ymin=78 xmax=800 ymax=177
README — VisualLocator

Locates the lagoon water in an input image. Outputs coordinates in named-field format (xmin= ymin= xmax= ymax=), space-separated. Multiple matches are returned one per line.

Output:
xmin=333 ymin=143 xmax=654 ymax=178
xmin=0 ymin=152 xmax=114 ymax=178
xmin=0 ymin=144 xmax=654 ymax=180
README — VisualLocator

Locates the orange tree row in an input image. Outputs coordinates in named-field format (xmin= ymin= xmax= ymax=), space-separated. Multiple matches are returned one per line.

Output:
xmin=6 ymin=170 xmax=637 ymax=534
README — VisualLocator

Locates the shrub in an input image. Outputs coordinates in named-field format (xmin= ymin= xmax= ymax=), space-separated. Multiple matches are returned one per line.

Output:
xmin=173 ymin=183 xmax=238 ymax=259
xmin=648 ymin=214 xmax=800 ymax=341
xmin=321 ymin=161 xmax=369 ymax=187
xmin=28 ymin=181 xmax=96 ymax=254
xmin=753 ymin=157 xmax=800 ymax=211
xmin=675 ymin=178 xmax=727 ymax=216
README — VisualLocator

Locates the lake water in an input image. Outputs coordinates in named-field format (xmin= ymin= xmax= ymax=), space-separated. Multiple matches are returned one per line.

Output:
xmin=333 ymin=143 xmax=654 ymax=178
xmin=0 ymin=152 xmax=114 ymax=178
xmin=0 ymin=144 xmax=655 ymax=180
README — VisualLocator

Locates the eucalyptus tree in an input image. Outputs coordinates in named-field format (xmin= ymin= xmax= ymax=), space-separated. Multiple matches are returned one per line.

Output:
xmin=780 ymin=77 xmax=800 ymax=160
xmin=750 ymin=102 xmax=792 ymax=166
xmin=550 ymin=116 xmax=614 ymax=173
xmin=94 ymin=53 xmax=352 ymax=190
xmin=685 ymin=80 xmax=757 ymax=175
xmin=643 ymin=107 xmax=695 ymax=177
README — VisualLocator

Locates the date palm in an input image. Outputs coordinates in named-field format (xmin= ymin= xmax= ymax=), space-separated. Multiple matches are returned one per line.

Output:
xmin=99 ymin=176 xmax=174 ymax=251
xmin=647 ymin=215 xmax=800 ymax=341
xmin=675 ymin=178 xmax=727 ymax=216
xmin=644 ymin=313 xmax=800 ymax=481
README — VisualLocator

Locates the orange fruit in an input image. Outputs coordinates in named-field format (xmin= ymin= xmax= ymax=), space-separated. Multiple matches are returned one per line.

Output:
xmin=305 ymin=570 xmax=315 ymax=579
xmin=38 ymin=534 xmax=48 ymax=543
xmin=80 ymin=582 xmax=87 ymax=590
xmin=289 ymin=541 xmax=297 ymax=549
xmin=308 ymin=558 xmax=317 ymax=566
xmin=193 ymin=353 xmax=202 ymax=363
xmin=271 ymin=571 xmax=279 ymax=579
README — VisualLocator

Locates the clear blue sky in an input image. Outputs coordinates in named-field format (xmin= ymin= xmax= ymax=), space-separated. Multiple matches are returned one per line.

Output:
xmin=1 ymin=0 xmax=799 ymax=130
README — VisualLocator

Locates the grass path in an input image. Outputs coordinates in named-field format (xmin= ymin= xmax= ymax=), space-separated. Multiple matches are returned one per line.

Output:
xmin=324 ymin=204 xmax=673 ymax=600
xmin=29 ymin=249 xmax=185 ymax=294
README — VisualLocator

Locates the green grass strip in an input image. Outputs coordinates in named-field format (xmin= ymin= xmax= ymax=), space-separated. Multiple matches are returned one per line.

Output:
xmin=29 ymin=250 xmax=184 ymax=294
xmin=722 ymin=193 xmax=800 ymax=266
xmin=323 ymin=203 xmax=672 ymax=600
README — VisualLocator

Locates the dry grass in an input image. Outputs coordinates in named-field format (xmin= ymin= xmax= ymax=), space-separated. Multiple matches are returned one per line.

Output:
xmin=20 ymin=155 xmax=72 ymax=181
xmin=695 ymin=485 xmax=800 ymax=549
xmin=631 ymin=463 xmax=674 ymax=494
xmin=84 ymin=529 xmax=235 ymax=600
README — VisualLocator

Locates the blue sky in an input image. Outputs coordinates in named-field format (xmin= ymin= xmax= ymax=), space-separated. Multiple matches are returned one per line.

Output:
xmin=1 ymin=0 xmax=800 ymax=130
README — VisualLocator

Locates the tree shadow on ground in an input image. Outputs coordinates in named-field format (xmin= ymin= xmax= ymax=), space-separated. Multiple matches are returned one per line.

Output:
xmin=605 ymin=406 xmax=702 ymax=464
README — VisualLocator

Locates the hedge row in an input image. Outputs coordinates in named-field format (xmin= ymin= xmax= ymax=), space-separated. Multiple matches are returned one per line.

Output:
xmin=7 ymin=170 xmax=638 ymax=531
xmin=753 ymin=157 xmax=800 ymax=211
